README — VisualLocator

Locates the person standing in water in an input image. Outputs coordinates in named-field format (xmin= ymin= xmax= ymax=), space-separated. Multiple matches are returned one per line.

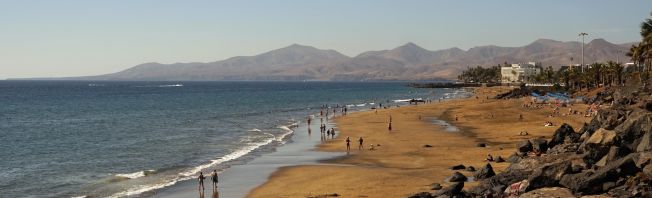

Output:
xmin=358 ymin=137 xmax=364 ymax=150
xmin=198 ymin=172 xmax=206 ymax=191
xmin=346 ymin=137 xmax=351 ymax=151
xmin=211 ymin=170 xmax=218 ymax=190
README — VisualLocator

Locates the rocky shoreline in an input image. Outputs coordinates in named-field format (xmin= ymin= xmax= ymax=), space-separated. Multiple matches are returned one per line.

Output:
xmin=411 ymin=84 xmax=652 ymax=198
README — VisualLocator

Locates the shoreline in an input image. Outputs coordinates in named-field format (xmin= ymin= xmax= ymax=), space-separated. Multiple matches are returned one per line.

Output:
xmin=153 ymin=114 xmax=344 ymax=198
xmin=151 ymin=88 xmax=473 ymax=198
xmin=247 ymin=86 xmax=593 ymax=197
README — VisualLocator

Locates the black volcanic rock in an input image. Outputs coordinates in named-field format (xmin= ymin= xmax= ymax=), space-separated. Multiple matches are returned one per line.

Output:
xmin=448 ymin=172 xmax=468 ymax=182
xmin=474 ymin=163 xmax=496 ymax=180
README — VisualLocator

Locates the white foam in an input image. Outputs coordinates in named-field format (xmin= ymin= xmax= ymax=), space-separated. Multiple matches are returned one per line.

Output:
xmin=115 ymin=170 xmax=155 ymax=179
xmin=107 ymin=179 xmax=179 ymax=198
xmin=179 ymin=134 xmax=275 ymax=177
xmin=134 ymin=84 xmax=184 ymax=88
xmin=356 ymin=103 xmax=366 ymax=107
xmin=276 ymin=124 xmax=295 ymax=142
xmin=248 ymin=128 xmax=262 ymax=132
xmin=108 ymin=133 xmax=278 ymax=197
xmin=158 ymin=84 xmax=183 ymax=87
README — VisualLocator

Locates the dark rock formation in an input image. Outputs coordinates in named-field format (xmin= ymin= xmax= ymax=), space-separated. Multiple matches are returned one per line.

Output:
xmin=414 ymin=85 xmax=652 ymax=197
xmin=531 ymin=138 xmax=549 ymax=153
xmin=450 ymin=164 xmax=466 ymax=170
xmin=517 ymin=140 xmax=533 ymax=153
xmin=408 ymin=192 xmax=433 ymax=198
xmin=548 ymin=124 xmax=578 ymax=149
xmin=448 ymin=171 xmax=467 ymax=182
xmin=433 ymin=182 xmax=464 ymax=197
xmin=526 ymin=160 xmax=572 ymax=191
xmin=474 ymin=163 xmax=496 ymax=180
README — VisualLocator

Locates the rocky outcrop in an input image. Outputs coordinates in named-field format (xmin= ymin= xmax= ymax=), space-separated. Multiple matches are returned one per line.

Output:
xmin=450 ymin=164 xmax=466 ymax=170
xmin=474 ymin=163 xmax=496 ymax=180
xmin=448 ymin=172 xmax=467 ymax=182
xmin=548 ymin=124 xmax=578 ymax=149
xmin=433 ymin=182 xmax=464 ymax=197
xmin=462 ymin=85 xmax=652 ymax=197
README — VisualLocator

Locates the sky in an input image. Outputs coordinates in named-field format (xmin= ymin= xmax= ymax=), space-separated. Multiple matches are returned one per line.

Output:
xmin=0 ymin=0 xmax=649 ymax=79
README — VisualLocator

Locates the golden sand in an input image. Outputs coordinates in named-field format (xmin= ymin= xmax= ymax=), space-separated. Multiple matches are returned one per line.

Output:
xmin=247 ymin=87 xmax=592 ymax=198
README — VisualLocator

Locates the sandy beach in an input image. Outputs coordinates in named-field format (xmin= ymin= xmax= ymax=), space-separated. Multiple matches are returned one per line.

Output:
xmin=248 ymin=86 xmax=594 ymax=197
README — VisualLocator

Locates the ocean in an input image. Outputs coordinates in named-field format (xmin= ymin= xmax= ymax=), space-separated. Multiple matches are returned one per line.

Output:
xmin=0 ymin=81 xmax=470 ymax=197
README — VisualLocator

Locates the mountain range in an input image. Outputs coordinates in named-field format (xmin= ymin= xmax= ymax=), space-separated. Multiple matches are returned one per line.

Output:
xmin=49 ymin=38 xmax=637 ymax=81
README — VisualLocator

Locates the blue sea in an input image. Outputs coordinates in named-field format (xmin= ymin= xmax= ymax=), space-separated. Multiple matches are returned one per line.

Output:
xmin=0 ymin=81 xmax=469 ymax=197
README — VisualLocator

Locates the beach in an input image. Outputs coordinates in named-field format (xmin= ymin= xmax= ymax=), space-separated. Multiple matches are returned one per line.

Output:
xmin=248 ymin=86 xmax=593 ymax=197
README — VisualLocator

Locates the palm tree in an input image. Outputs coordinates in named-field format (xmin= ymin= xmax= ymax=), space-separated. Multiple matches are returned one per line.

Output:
xmin=642 ymin=12 xmax=652 ymax=37
xmin=627 ymin=44 xmax=640 ymax=70
xmin=640 ymin=12 xmax=652 ymax=73
xmin=613 ymin=62 xmax=624 ymax=86
xmin=568 ymin=69 xmax=579 ymax=90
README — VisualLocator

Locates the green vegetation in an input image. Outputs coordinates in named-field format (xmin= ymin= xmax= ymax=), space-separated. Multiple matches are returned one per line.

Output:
xmin=457 ymin=65 xmax=501 ymax=83
xmin=626 ymin=12 xmax=652 ymax=81
xmin=457 ymin=62 xmax=626 ymax=91
xmin=457 ymin=12 xmax=652 ymax=91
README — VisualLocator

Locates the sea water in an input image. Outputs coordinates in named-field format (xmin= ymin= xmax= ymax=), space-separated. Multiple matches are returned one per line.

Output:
xmin=0 ymin=81 xmax=469 ymax=197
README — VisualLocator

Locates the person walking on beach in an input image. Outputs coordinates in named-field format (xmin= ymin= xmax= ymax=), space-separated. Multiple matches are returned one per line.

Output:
xmin=211 ymin=170 xmax=218 ymax=190
xmin=198 ymin=172 xmax=206 ymax=191
xmin=358 ymin=137 xmax=364 ymax=150
xmin=331 ymin=128 xmax=335 ymax=138
xmin=346 ymin=137 xmax=351 ymax=151
xmin=307 ymin=116 xmax=311 ymax=126
xmin=388 ymin=122 xmax=392 ymax=131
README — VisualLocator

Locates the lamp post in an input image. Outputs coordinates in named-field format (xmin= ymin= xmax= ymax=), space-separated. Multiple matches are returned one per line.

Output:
xmin=578 ymin=32 xmax=588 ymax=73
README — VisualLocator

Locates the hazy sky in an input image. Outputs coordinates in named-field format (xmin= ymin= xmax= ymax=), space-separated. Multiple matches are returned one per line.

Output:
xmin=0 ymin=0 xmax=649 ymax=79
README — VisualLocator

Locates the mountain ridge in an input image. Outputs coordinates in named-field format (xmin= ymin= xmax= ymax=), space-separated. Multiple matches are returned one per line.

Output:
xmin=20 ymin=38 xmax=636 ymax=81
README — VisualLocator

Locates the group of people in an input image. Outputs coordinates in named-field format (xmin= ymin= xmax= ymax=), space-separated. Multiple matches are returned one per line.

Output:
xmin=318 ymin=104 xmax=349 ymax=117
xmin=320 ymin=124 xmax=336 ymax=139
xmin=345 ymin=136 xmax=364 ymax=151
xmin=197 ymin=170 xmax=219 ymax=191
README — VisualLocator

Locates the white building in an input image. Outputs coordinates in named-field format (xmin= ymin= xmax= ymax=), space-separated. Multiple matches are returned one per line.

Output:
xmin=500 ymin=62 xmax=541 ymax=83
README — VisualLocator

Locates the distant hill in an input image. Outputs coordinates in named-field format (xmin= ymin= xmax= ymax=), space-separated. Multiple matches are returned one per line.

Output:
xmin=37 ymin=38 xmax=635 ymax=81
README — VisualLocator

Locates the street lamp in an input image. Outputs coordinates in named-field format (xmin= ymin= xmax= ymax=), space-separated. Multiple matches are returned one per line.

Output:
xmin=578 ymin=32 xmax=588 ymax=72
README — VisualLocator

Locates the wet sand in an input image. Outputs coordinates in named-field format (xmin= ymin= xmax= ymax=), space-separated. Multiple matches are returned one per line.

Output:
xmin=154 ymin=118 xmax=344 ymax=198
xmin=248 ymin=87 xmax=593 ymax=197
